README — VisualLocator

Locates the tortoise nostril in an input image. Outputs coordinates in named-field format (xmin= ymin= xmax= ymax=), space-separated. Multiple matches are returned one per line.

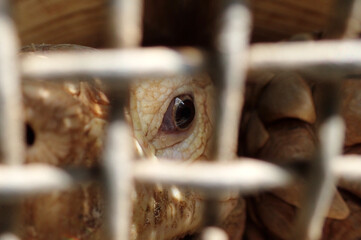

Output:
xmin=26 ymin=123 xmax=36 ymax=147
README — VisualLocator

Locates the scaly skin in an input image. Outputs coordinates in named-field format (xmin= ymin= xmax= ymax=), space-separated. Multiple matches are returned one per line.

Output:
xmin=241 ymin=72 xmax=361 ymax=240
xmin=14 ymin=44 xmax=242 ymax=240
xmin=129 ymin=75 xmax=244 ymax=240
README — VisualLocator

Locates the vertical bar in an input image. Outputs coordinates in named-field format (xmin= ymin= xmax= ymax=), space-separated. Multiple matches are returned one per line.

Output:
xmin=109 ymin=0 xmax=143 ymax=48
xmin=105 ymin=0 xmax=143 ymax=239
xmin=202 ymin=0 xmax=251 ymax=234
xmin=0 ymin=1 xmax=23 ymax=239
xmin=0 ymin=202 xmax=19 ymax=239
xmin=0 ymin=0 xmax=24 ymax=165
xmin=291 ymin=1 xmax=353 ymax=237
xmin=214 ymin=0 xmax=251 ymax=160
xmin=292 ymin=83 xmax=345 ymax=240
xmin=103 ymin=94 xmax=134 ymax=240
xmin=342 ymin=0 xmax=361 ymax=38
xmin=324 ymin=0 xmax=355 ymax=39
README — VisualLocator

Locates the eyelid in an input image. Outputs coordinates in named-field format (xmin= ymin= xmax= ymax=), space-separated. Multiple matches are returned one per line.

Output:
xmin=142 ymin=84 xmax=194 ymax=141
xmin=159 ymin=98 xmax=176 ymax=132
xmin=159 ymin=94 xmax=194 ymax=133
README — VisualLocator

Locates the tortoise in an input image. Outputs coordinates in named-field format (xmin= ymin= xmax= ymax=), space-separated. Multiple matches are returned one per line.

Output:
xmin=2 ymin=0 xmax=361 ymax=239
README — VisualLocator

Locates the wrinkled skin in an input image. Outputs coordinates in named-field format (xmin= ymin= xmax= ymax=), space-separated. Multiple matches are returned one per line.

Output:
xmin=11 ymin=44 xmax=244 ymax=240
xmin=240 ymin=72 xmax=361 ymax=240
xmin=129 ymin=75 xmax=241 ymax=240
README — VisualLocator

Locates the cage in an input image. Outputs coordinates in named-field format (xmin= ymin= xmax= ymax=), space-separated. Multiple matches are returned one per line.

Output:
xmin=1 ymin=0 xmax=361 ymax=240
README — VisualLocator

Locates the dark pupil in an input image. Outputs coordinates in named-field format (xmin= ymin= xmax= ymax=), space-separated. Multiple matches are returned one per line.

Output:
xmin=175 ymin=99 xmax=195 ymax=129
xmin=26 ymin=123 xmax=36 ymax=147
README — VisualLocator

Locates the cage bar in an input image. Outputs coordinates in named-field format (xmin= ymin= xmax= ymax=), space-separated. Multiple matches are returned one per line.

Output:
xmin=0 ymin=0 xmax=361 ymax=240
xmin=0 ymin=0 xmax=24 ymax=165
xmin=342 ymin=0 xmax=361 ymax=38
xmin=0 ymin=165 xmax=74 ymax=197
xmin=198 ymin=0 xmax=252 ymax=233
xmin=249 ymin=40 xmax=361 ymax=78
xmin=109 ymin=0 xmax=143 ymax=48
xmin=202 ymin=227 xmax=228 ymax=240
xmin=290 ymin=2 xmax=355 ymax=237
xmin=0 ymin=1 xmax=24 ymax=238
xmin=215 ymin=0 xmax=251 ymax=160
xmin=103 ymin=117 xmax=134 ymax=240
xmin=0 ymin=233 xmax=20 ymax=240
xmin=20 ymin=40 xmax=361 ymax=81
xmin=334 ymin=155 xmax=361 ymax=179
xmin=20 ymin=48 xmax=204 ymax=79
xmin=134 ymin=158 xmax=294 ymax=191
xmin=324 ymin=0 xmax=355 ymax=39
xmin=1 ymin=155 xmax=361 ymax=196
xmin=293 ymin=116 xmax=345 ymax=240
xmin=102 ymin=1 xmax=143 ymax=239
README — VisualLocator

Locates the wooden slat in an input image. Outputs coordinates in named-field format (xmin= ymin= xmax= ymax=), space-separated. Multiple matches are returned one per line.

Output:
xmin=13 ymin=0 xmax=340 ymax=46
xmin=13 ymin=0 xmax=107 ymax=47
xmin=251 ymin=0 xmax=336 ymax=42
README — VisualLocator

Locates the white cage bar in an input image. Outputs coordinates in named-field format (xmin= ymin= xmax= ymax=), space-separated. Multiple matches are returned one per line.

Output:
xmin=20 ymin=48 xmax=205 ymax=79
xmin=214 ymin=0 xmax=251 ymax=160
xmin=0 ymin=0 xmax=24 ymax=166
xmin=0 ymin=0 xmax=361 ymax=240
xmin=102 ymin=0 xmax=143 ymax=239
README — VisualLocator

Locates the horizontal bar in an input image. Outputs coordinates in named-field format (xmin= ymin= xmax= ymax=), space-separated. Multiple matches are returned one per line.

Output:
xmin=249 ymin=39 xmax=361 ymax=79
xmin=0 ymin=233 xmax=20 ymax=240
xmin=0 ymin=159 xmax=294 ymax=196
xmin=334 ymin=155 xmax=361 ymax=179
xmin=0 ymin=164 xmax=73 ymax=197
xmin=0 ymin=156 xmax=360 ymax=198
xmin=133 ymin=158 xmax=294 ymax=192
xmin=21 ymin=47 xmax=204 ymax=79
xmin=20 ymin=40 xmax=361 ymax=81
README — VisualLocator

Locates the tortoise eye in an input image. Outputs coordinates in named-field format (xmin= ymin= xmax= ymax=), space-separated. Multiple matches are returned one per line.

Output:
xmin=160 ymin=94 xmax=195 ymax=132
xmin=174 ymin=95 xmax=195 ymax=129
